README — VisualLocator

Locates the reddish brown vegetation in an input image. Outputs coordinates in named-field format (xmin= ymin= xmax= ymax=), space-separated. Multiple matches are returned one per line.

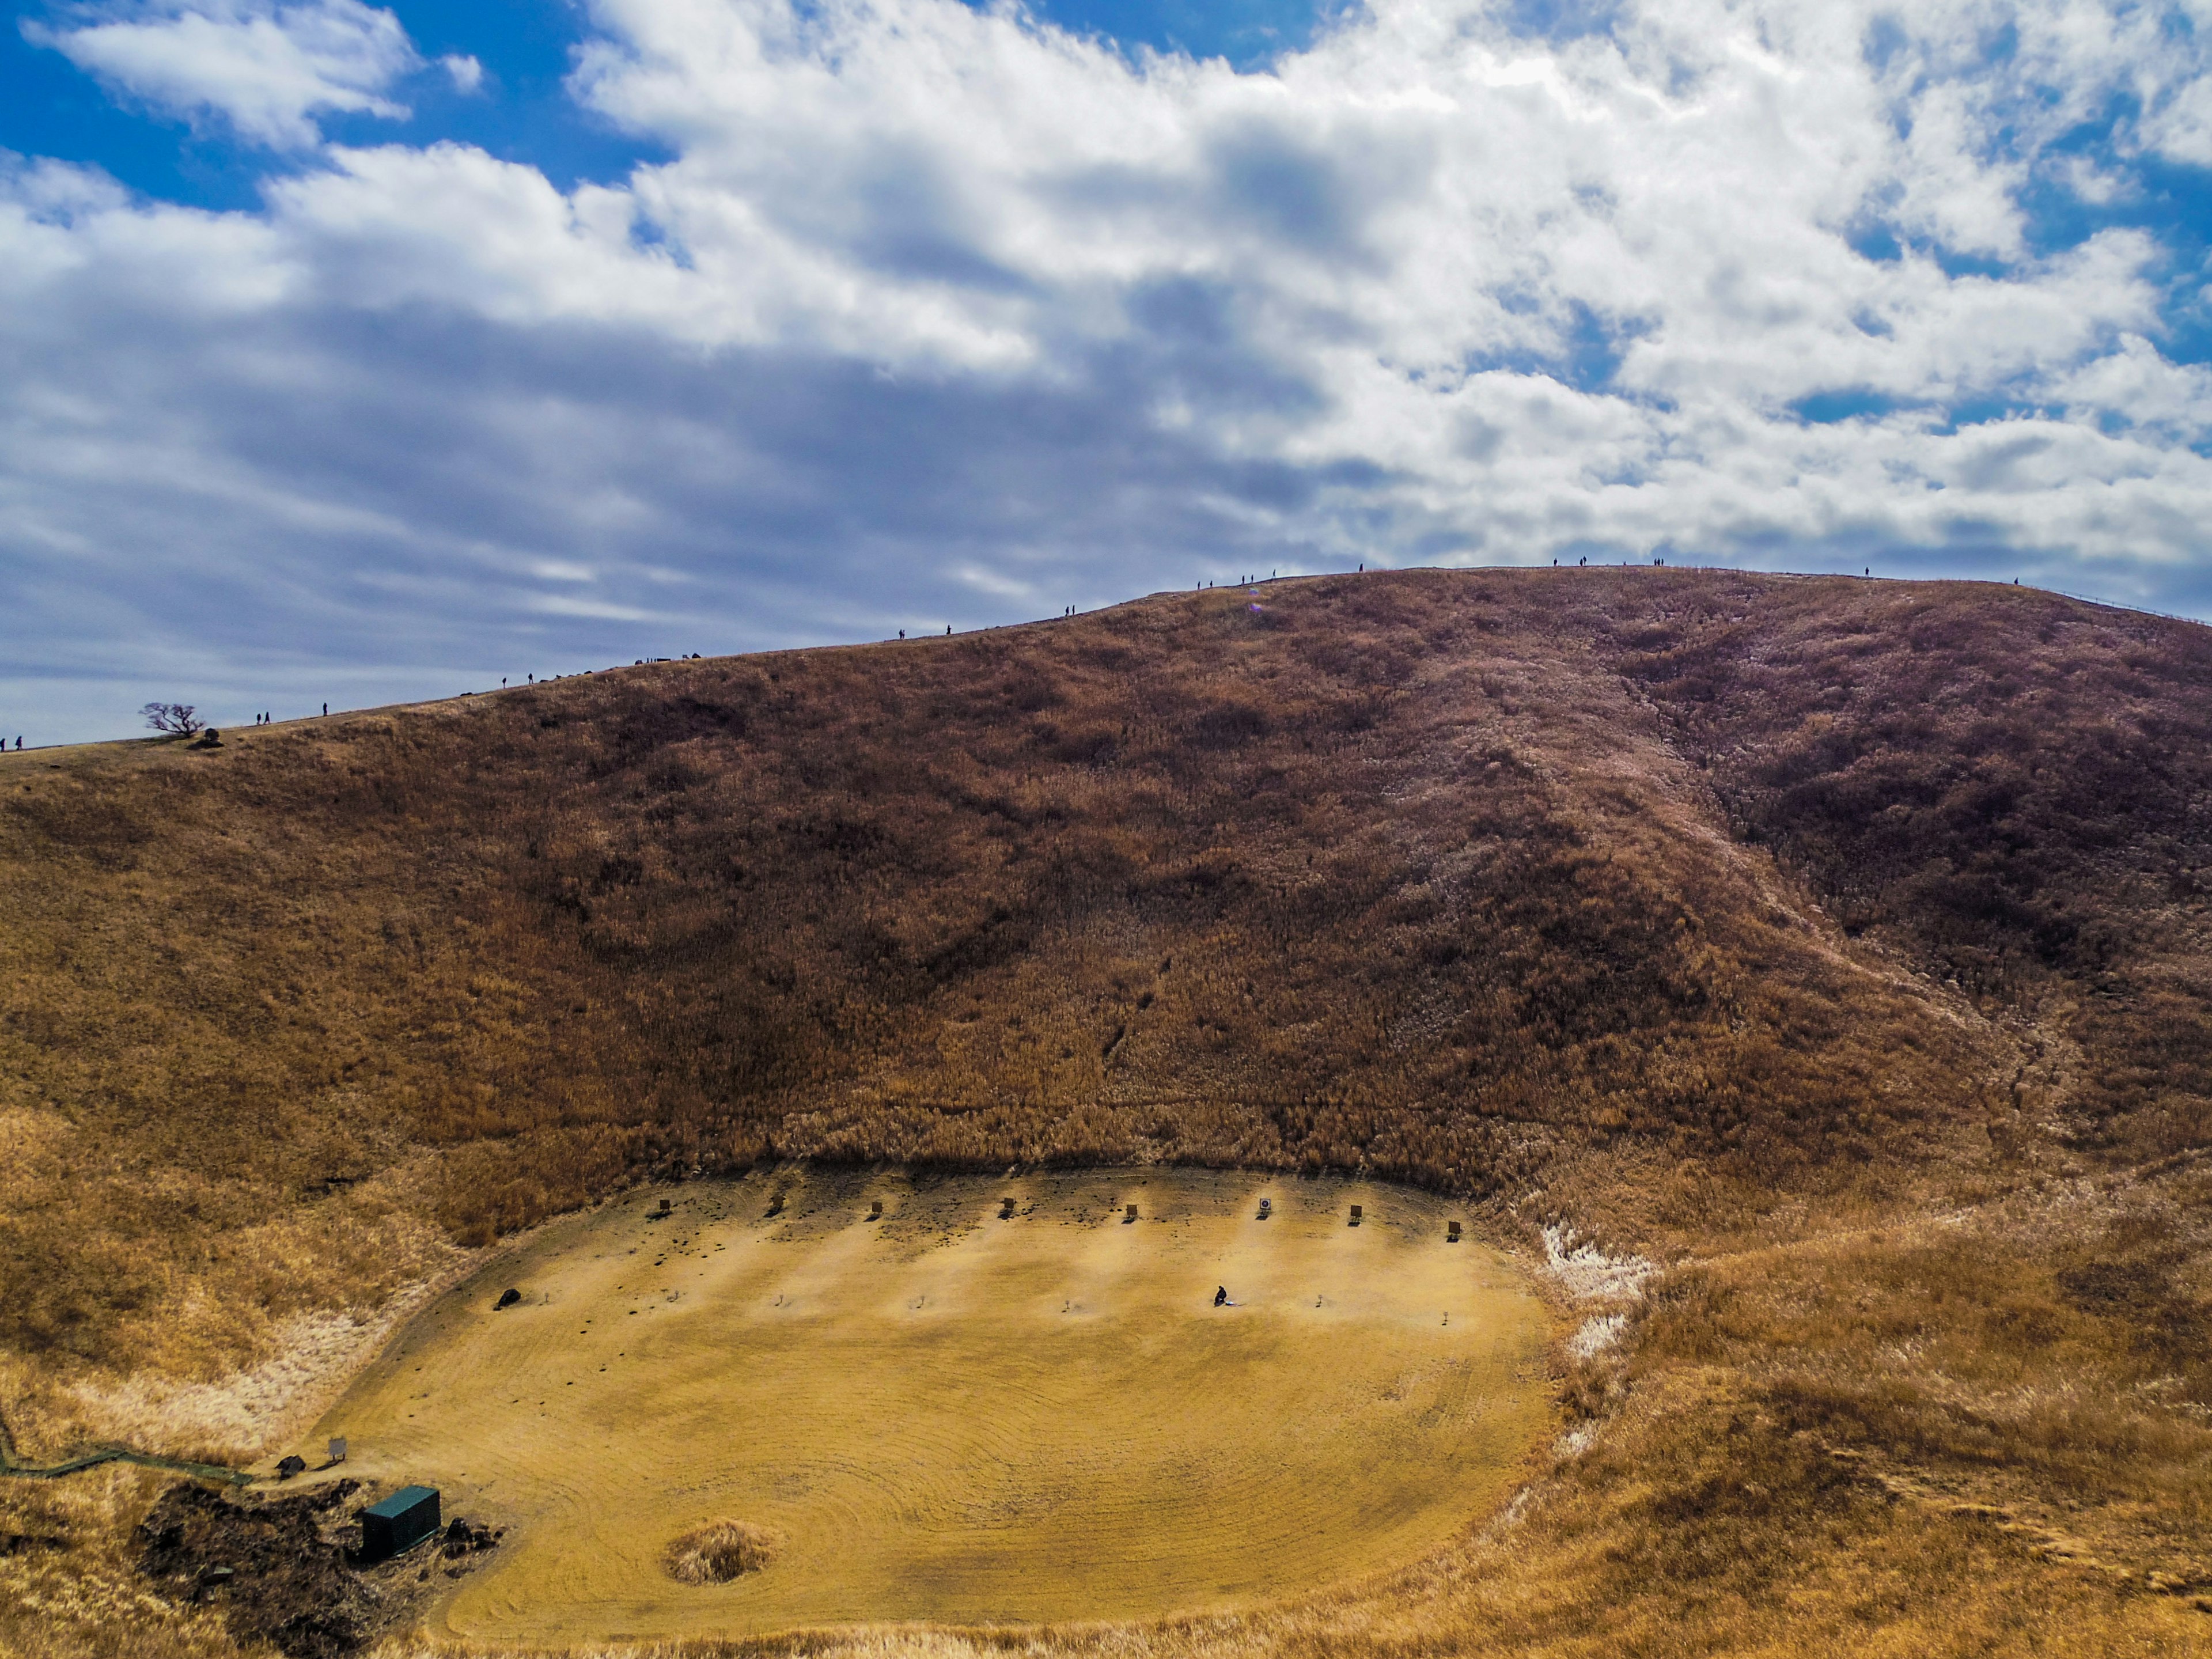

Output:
xmin=5 ymin=570 xmax=2207 ymax=1361
xmin=7 ymin=567 xmax=2212 ymax=1656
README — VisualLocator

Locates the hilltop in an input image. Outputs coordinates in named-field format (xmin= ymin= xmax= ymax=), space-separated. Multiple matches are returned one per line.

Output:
xmin=5 ymin=567 xmax=2211 ymax=1657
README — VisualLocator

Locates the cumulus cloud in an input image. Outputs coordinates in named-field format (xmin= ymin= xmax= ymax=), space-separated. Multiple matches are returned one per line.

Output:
xmin=6 ymin=0 xmax=2212 ymax=740
xmin=26 ymin=0 xmax=423 ymax=149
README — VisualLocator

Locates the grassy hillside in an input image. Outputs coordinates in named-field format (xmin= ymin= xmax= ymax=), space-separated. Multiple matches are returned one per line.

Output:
xmin=6 ymin=567 xmax=2212 ymax=1657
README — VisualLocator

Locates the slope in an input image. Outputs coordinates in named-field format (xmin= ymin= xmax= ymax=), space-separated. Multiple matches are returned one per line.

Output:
xmin=4 ymin=567 xmax=2211 ymax=1657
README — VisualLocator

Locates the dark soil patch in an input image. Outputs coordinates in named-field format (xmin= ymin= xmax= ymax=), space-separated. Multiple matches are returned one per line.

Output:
xmin=137 ymin=1479 xmax=444 ymax=1658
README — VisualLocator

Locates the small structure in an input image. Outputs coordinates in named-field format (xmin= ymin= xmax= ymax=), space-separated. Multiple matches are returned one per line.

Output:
xmin=358 ymin=1486 xmax=441 ymax=1564
xmin=1256 ymin=1198 xmax=1271 ymax=1220
xmin=1123 ymin=1203 xmax=1138 ymax=1224
xmin=867 ymin=1199 xmax=883 ymax=1220
xmin=495 ymin=1287 xmax=521 ymax=1310
xmin=328 ymin=1437 xmax=348 ymax=1465
xmin=275 ymin=1455 xmax=306 ymax=1480
xmin=1349 ymin=1205 xmax=1363 ymax=1226
xmin=657 ymin=1198 xmax=672 ymax=1217
xmin=1446 ymin=1221 xmax=1462 ymax=1243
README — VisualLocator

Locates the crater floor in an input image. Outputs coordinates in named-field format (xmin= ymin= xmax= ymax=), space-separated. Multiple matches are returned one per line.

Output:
xmin=310 ymin=1168 xmax=1552 ymax=1643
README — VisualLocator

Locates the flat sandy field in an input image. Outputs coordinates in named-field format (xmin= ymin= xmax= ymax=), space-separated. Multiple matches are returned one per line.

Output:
xmin=305 ymin=1169 xmax=1552 ymax=1643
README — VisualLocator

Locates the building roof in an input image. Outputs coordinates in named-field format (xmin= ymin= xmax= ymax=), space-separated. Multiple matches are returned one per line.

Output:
xmin=363 ymin=1485 xmax=438 ymax=1519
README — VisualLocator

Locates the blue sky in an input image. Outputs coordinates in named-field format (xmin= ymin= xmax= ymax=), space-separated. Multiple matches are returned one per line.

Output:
xmin=7 ymin=1 xmax=661 ymax=207
xmin=5 ymin=0 xmax=2212 ymax=743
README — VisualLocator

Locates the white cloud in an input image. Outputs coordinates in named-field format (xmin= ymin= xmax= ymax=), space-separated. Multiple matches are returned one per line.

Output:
xmin=6 ymin=0 xmax=2212 ymax=741
xmin=440 ymin=52 xmax=482 ymax=94
xmin=28 ymin=0 xmax=423 ymax=149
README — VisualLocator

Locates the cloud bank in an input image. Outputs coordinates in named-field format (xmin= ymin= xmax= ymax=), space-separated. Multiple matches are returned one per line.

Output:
xmin=6 ymin=0 xmax=2212 ymax=738
xmin=26 ymin=0 xmax=437 ymax=149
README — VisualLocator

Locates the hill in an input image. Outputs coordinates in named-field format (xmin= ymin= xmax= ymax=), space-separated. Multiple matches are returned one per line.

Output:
xmin=5 ymin=567 xmax=2211 ymax=1657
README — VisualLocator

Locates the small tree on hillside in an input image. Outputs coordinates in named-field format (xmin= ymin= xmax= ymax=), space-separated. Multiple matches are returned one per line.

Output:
xmin=141 ymin=702 xmax=205 ymax=737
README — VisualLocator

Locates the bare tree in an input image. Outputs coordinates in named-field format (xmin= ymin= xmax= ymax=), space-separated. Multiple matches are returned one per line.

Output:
xmin=141 ymin=702 xmax=206 ymax=737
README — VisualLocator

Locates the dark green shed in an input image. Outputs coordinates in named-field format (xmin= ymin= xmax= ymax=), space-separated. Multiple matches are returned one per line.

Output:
xmin=358 ymin=1485 xmax=441 ymax=1563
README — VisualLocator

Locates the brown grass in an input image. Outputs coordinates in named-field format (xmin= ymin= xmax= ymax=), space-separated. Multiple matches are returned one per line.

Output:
xmin=5 ymin=567 xmax=2212 ymax=1653
xmin=0 ymin=1463 xmax=240 ymax=1659
xmin=665 ymin=1522 xmax=785 ymax=1587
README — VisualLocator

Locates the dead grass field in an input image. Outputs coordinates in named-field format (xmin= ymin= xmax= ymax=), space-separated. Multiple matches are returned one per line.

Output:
xmin=300 ymin=1169 xmax=1547 ymax=1643
xmin=10 ymin=568 xmax=2212 ymax=1657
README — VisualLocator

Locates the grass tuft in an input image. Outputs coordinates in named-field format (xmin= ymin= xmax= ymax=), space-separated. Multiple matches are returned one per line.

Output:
xmin=665 ymin=1520 xmax=786 ymax=1585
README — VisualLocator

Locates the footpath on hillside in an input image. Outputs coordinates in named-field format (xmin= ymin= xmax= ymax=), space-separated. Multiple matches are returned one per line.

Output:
xmin=0 ymin=1415 xmax=252 ymax=1485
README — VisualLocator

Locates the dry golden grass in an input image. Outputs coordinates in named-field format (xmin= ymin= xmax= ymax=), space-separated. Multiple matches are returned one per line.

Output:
xmin=0 ymin=1463 xmax=240 ymax=1659
xmin=300 ymin=1169 xmax=1546 ymax=1644
xmin=6 ymin=568 xmax=2212 ymax=1654
xmin=360 ymin=1423 xmax=2212 ymax=1659
xmin=665 ymin=1522 xmax=785 ymax=1587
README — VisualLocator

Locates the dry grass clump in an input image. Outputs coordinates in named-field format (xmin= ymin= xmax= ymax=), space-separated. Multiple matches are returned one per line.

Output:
xmin=663 ymin=1519 xmax=784 ymax=1584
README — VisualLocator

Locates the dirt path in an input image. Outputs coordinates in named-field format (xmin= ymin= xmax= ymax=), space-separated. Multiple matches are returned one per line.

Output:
xmin=293 ymin=1168 xmax=1552 ymax=1645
